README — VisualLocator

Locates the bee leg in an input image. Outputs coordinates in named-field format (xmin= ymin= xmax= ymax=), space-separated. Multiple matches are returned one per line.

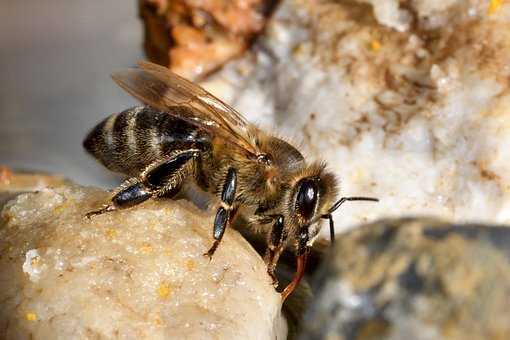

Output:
xmin=86 ymin=149 xmax=200 ymax=218
xmin=264 ymin=216 xmax=286 ymax=286
xmin=84 ymin=203 xmax=116 ymax=218
xmin=85 ymin=180 xmax=152 ymax=218
xmin=204 ymin=168 xmax=237 ymax=258
xmin=141 ymin=149 xmax=200 ymax=189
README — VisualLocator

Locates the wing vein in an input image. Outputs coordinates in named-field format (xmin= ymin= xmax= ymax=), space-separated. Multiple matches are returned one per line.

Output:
xmin=111 ymin=61 xmax=259 ymax=157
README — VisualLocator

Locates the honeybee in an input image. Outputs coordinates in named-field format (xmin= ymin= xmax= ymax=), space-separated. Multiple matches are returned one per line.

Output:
xmin=84 ymin=61 xmax=378 ymax=300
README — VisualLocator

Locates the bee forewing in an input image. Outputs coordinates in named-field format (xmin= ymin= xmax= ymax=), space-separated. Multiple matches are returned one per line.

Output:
xmin=112 ymin=61 xmax=259 ymax=156
xmin=137 ymin=61 xmax=249 ymax=128
xmin=111 ymin=69 xmax=198 ymax=114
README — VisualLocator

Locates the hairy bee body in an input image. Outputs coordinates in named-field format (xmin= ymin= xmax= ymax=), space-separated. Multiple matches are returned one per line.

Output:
xmin=84 ymin=106 xmax=310 ymax=211
xmin=84 ymin=106 xmax=211 ymax=177
xmin=84 ymin=61 xmax=377 ymax=300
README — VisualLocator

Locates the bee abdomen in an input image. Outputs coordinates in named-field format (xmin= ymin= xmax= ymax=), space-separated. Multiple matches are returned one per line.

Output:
xmin=84 ymin=106 xmax=211 ymax=176
xmin=83 ymin=107 xmax=141 ymax=175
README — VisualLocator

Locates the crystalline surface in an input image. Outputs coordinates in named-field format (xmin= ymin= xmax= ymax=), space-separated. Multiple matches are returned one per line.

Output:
xmin=202 ymin=0 xmax=510 ymax=233
xmin=0 ymin=185 xmax=286 ymax=339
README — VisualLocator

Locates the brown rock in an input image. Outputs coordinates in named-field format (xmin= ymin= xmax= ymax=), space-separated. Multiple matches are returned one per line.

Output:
xmin=0 ymin=166 xmax=67 ymax=193
xmin=139 ymin=0 xmax=276 ymax=78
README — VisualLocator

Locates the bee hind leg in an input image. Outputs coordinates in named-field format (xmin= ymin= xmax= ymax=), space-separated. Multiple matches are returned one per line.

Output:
xmin=86 ymin=149 xmax=200 ymax=219
xmin=204 ymin=168 xmax=237 ymax=259
xmin=85 ymin=203 xmax=117 ymax=219
xmin=85 ymin=180 xmax=153 ymax=219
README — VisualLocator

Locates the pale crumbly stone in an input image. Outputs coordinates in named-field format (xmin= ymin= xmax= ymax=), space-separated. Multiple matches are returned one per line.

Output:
xmin=199 ymin=0 xmax=510 ymax=234
xmin=0 ymin=185 xmax=286 ymax=339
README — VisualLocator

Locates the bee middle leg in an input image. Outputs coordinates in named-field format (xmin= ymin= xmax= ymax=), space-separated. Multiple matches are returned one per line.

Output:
xmin=86 ymin=149 xmax=200 ymax=218
xmin=204 ymin=167 xmax=237 ymax=258
xmin=264 ymin=216 xmax=286 ymax=286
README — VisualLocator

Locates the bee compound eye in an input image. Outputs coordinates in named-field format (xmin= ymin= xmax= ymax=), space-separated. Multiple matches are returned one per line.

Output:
xmin=295 ymin=179 xmax=318 ymax=221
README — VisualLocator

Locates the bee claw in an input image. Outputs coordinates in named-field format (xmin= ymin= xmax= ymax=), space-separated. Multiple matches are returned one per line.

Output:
xmin=203 ymin=252 xmax=214 ymax=261
xmin=203 ymin=241 xmax=219 ymax=260
xmin=84 ymin=204 xmax=115 ymax=219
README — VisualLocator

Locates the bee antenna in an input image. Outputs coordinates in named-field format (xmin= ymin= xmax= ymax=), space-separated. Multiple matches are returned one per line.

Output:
xmin=322 ymin=196 xmax=379 ymax=244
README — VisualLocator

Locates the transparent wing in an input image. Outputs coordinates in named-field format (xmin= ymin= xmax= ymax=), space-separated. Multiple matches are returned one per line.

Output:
xmin=111 ymin=61 xmax=258 ymax=156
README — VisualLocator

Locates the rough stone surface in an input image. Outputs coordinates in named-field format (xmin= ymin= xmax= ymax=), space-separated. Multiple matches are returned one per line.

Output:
xmin=200 ymin=0 xmax=510 ymax=234
xmin=0 ymin=185 xmax=286 ymax=339
xmin=299 ymin=218 xmax=510 ymax=340
xmin=139 ymin=0 xmax=275 ymax=78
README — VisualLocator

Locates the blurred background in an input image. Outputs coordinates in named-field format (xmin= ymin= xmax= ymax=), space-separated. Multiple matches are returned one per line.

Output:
xmin=0 ymin=1 xmax=142 ymax=186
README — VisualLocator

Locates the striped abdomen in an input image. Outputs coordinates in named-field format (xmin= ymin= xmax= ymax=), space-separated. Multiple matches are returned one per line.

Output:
xmin=83 ymin=106 xmax=211 ymax=176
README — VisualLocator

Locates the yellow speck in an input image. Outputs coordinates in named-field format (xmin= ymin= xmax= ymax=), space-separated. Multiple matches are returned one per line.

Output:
xmin=292 ymin=42 xmax=307 ymax=56
xmin=3 ymin=245 xmax=13 ymax=255
xmin=488 ymin=0 xmax=503 ymax=14
xmin=157 ymin=282 xmax=172 ymax=299
xmin=30 ymin=256 xmax=41 ymax=266
xmin=26 ymin=312 xmax=37 ymax=321
xmin=154 ymin=315 xmax=163 ymax=326
xmin=370 ymin=39 xmax=382 ymax=51
xmin=105 ymin=228 xmax=117 ymax=240
xmin=165 ymin=249 xmax=172 ymax=257
xmin=53 ymin=199 xmax=74 ymax=215
xmin=53 ymin=203 xmax=66 ymax=215
xmin=140 ymin=244 xmax=153 ymax=254
xmin=186 ymin=259 xmax=196 ymax=271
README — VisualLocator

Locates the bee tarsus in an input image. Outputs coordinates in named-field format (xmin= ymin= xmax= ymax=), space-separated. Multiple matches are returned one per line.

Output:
xmin=265 ymin=215 xmax=286 ymax=286
xmin=85 ymin=204 xmax=116 ymax=219
xmin=204 ymin=168 xmax=238 ymax=258
xmin=86 ymin=149 xmax=201 ymax=218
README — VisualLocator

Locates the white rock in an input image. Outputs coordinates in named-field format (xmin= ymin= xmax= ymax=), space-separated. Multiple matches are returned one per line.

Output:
xmin=0 ymin=185 xmax=286 ymax=339
xmin=202 ymin=0 xmax=510 ymax=235
xmin=22 ymin=249 xmax=47 ymax=283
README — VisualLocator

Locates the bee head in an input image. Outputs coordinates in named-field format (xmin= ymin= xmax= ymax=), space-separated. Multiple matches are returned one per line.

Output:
xmin=286 ymin=163 xmax=337 ymax=251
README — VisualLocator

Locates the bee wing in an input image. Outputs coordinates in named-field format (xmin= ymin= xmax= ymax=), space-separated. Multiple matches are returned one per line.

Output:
xmin=112 ymin=61 xmax=258 ymax=156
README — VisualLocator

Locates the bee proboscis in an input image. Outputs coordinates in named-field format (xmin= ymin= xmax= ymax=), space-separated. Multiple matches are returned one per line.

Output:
xmin=84 ymin=61 xmax=378 ymax=300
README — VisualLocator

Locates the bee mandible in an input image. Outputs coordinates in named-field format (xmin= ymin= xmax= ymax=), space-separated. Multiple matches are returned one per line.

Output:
xmin=83 ymin=61 xmax=378 ymax=300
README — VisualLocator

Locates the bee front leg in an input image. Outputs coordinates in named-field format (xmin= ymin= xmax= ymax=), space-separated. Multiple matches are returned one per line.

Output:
xmin=86 ymin=149 xmax=200 ymax=218
xmin=264 ymin=215 xmax=286 ymax=286
xmin=204 ymin=168 xmax=237 ymax=258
